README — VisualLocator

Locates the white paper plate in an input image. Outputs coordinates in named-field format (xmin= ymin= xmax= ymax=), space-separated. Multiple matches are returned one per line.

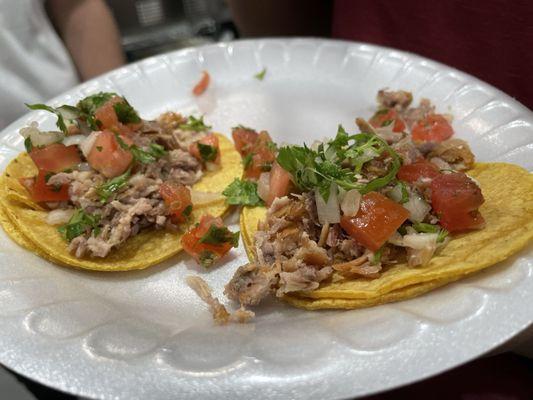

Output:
xmin=0 ymin=39 xmax=531 ymax=400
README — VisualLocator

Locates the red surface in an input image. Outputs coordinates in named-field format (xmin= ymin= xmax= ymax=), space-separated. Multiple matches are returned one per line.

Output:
xmin=332 ymin=0 xmax=533 ymax=110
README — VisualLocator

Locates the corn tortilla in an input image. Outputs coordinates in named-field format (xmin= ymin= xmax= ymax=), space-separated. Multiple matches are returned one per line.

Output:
xmin=0 ymin=134 xmax=242 ymax=271
xmin=241 ymin=163 xmax=533 ymax=308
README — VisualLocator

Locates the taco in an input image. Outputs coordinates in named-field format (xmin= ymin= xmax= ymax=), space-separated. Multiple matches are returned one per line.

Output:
xmin=223 ymin=90 xmax=533 ymax=313
xmin=0 ymin=92 xmax=242 ymax=271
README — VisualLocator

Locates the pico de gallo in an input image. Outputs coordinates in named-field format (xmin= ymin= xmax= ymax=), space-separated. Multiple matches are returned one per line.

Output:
xmin=223 ymin=89 xmax=485 ymax=310
xmin=17 ymin=92 xmax=235 ymax=260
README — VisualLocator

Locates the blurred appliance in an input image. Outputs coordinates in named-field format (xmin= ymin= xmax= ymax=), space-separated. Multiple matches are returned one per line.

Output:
xmin=106 ymin=0 xmax=235 ymax=61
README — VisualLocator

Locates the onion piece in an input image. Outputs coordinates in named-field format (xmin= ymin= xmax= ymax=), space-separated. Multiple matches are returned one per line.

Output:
xmin=315 ymin=183 xmax=340 ymax=224
xmin=402 ymin=232 xmax=438 ymax=266
xmin=77 ymin=162 xmax=92 ymax=172
xmin=257 ymin=172 xmax=270 ymax=203
xmin=45 ymin=208 xmax=75 ymax=225
xmin=79 ymin=131 xmax=100 ymax=158
xmin=403 ymin=192 xmax=431 ymax=223
xmin=63 ymin=134 xmax=86 ymax=147
xmin=340 ymin=189 xmax=362 ymax=217
xmin=20 ymin=122 xmax=63 ymax=147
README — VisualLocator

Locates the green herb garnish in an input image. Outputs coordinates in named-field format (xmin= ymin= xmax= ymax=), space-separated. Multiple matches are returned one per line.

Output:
xmin=178 ymin=115 xmax=211 ymax=132
xmin=372 ymin=247 xmax=384 ymax=264
xmin=96 ymin=169 xmax=131 ymax=202
xmin=25 ymin=103 xmax=80 ymax=134
xmin=113 ymin=101 xmax=141 ymax=124
xmin=198 ymin=143 xmax=218 ymax=162
xmin=254 ymin=67 xmax=267 ymax=81
xmin=242 ymin=153 xmax=253 ymax=169
xmin=58 ymin=209 xmax=100 ymax=242
xmin=412 ymin=222 xmax=449 ymax=243
xmin=76 ymin=92 xmax=117 ymax=116
xmin=222 ymin=178 xmax=264 ymax=206
xmin=24 ymin=137 xmax=33 ymax=153
xmin=199 ymin=250 xmax=217 ymax=268
xmin=199 ymin=225 xmax=240 ymax=247
xmin=276 ymin=124 xmax=401 ymax=201
xmin=114 ymin=134 xmax=167 ymax=164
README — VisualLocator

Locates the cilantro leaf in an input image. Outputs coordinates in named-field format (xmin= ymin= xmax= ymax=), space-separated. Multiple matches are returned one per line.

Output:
xmin=24 ymin=137 xmax=33 ymax=153
xmin=96 ymin=169 xmax=131 ymax=202
xmin=198 ymin=143 xmax=218 ymax=162
xmin=199 ymin=250 xmax=217 ymax=268
xmin=178 ymin=115 xmax=211 ymax=132
xmin=199 ymin=225 xmax=240 ymax=247
xmin=113 ymin=101 xmax=141 ymax=124
xmin=76 ymin=92 xmax=117 ymax=116
xmin=114 ymin=134 xmax=167 ymax=164
xmin=222 ymin=178 xmax=264 ymax=206
xmin=58 ymin=209 xmax=100 ymax=242
xmin=242 ymin=153 xmax=253 ymax=169
xmin=412 ymin=222 xmax=449 ymax=243
xmin=254 ymin=68 xmax=267 ymax=81
xmin=25 ymin=103 xmax=80 ymax=134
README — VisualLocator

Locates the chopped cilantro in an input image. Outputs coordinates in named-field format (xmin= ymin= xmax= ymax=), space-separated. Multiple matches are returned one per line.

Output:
xmin=276 ymin=124 xmax=401 ymax=201
xmin=242 ymin=153 xmax=253 ymax=169
xmin=58 ymin=209 xmax=100 ymax=242
xmin=96 ymin=146 xmax=103 ymax=152
xmin=178 ymin=115 xmax=211 ymax=132
xmin=113 ymin=101 xmax=141 ymax=124
xmin=412 ymin=222 xmax=449 ymax=243
xmin=24 ymin=137 xmax=33 ymax=153
xmin=254 ymin=67 xmax=267 ymax=81
xmin=197 ymin=143 xmax=218 ymax=162
xmin=382 ymin=119 xmax=393 ymax=127
xmin=114 ymin=133 xmax=167 ymax=164
xmin=44 ymin=172 xmax=54 ymax=183
xmin=25 ymin=103 xmax=80 ymax=134
xmin=199 ymin=225 xmax=240 ymax=247
xmin=182 ymin=204 xmax=193 ymax=217
xmin=266 ymin=141 xmax=277 ymax=152
xmin=96 ymin=169 xmax=131 ymax=202
xmin=76 ymin=92 xmax=117 ymax=116
xmin=222 ymin=178 xmax=263 ymax=206
xmin=199 ymin=250 xmax=217 ymax=268
xmin=372 ymin=247 xmax=384 ymax=264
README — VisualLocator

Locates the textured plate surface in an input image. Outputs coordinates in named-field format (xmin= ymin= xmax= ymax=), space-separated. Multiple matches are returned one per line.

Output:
xmin=0 ymin=39 xmax=532 ymax=400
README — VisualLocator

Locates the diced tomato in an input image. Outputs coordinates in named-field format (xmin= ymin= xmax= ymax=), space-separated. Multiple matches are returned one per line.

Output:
xmin=94 ymin=97 xmax=133 ymax=135
xmin=232 ymin=126 xmax=258 ymax=156
xmin=431 ymin=172 xmax=485 ymax=232
xmin=26 ymin=170 xmax=70 ymax=202
xmin=369 ymin=108 xmax=406 ymax=133
xmin=159 ymin=182 xmax=192 ymax=223
xmin=192 ymin=71 xmax=210 ymax=96
xmin=340 ymin=192 xmax=410 ymax=251
xmin=397 ymin=160 xmax=440 ymax=184
xmin=181 ymin=214 xmax=234 ymax=267
xmin=266 ymin=161 xmax=292 ymax=206
xmin=189 ymin=133 xmax=221 ymax=164
xmin=29 ymin=143 xmax=81 ymax=173
xmin=411 ymin=114 xmax=454 ymax=142
xmin=244 ymin=131 xmax=276 ymax=179
xmin=87 ymin=130 xmax=133 ymax=178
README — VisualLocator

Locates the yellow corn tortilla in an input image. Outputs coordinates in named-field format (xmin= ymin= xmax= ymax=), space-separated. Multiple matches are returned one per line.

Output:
xmin=0 ymin=133 xmax=242 ymax=271
xmin=241 ymin=163 xmax=533 ymax=309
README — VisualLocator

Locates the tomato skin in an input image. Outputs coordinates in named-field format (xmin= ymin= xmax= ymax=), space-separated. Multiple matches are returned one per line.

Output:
xmin=87 ymin=130 xmax=133 ymax=178
xmin=431 ymin=172 xmax=485 ymax=232
xmin=29 ymin=143 xmax=81 ymax=173
xmin=181 ymin=215 xmax=233 ymax=266
xmin=397 ymin=160 xmax=440 ymax=184
xmin=192 ymin=71 xmax=210 ymax=96
xmin=369 ymin=108 xmax=406 ymax=133
xmin=243 ymin=131 xmax=276 ymax=179
xmin=159 ymin=182 xmax=192 ymax=223
xmin=266 ymin=161 xmax=292 ymax=206
xmin=94 ymin=97 xmax=133 ymax=135
xmin=232 ymin=127 xmax=258 ymax=156
xmin=411 ymin=114 xmax=454 ymax=142
xmin=27 ymin=170 xmax=70 ymax=202
xmin=340 ymin=192 xmax=410 ymax=251
xmin=189 ymin=133 xmax=221 ymax=164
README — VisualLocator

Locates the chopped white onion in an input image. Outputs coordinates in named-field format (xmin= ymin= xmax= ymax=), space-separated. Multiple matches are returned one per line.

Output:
xmin=403 ymin=232 xmax=438 ymax=266
xmin=315 ymin=183 xmax=340 ymax=225
xmin=190 ymin=190 xmax=225 ymax=206
xmin=403 ymin=192 xmax=431 ymax=223
xmin=205 ymin=161 xmax=219 ymax=172
xmin=257 ymin=172 xmax=270 ymax=203
xmin=387 ymin=231 xmax=404 ymax=246
xmin=79 ymin=131 xmax=100 ymax=158
xmin=20 ymin=123 xmax=63 ymax=147
xmin=77 ymin=162 xmax=92 ymax=172
xmin=340 ymin=189 xmax=362 ymax=217
xmin=62 ymin=134 xmax=85 ymax=147
xmin=45 ymin=208 xmax=75 ymax=225
xmin=388 ymin=184 xmax=404 ymax=203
